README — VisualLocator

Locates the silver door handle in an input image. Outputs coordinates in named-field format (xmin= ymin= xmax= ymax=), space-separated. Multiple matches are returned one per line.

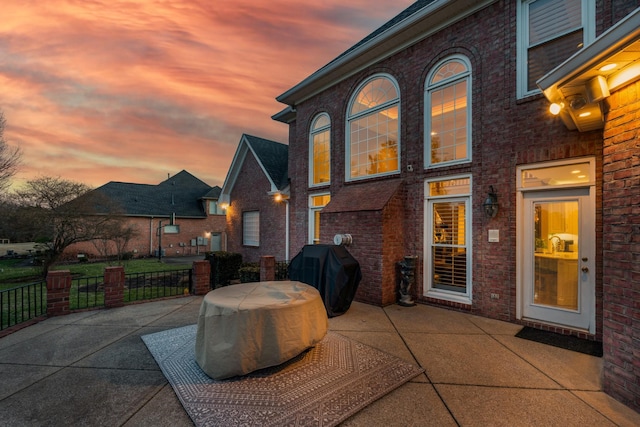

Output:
xmin=582 ymin=267 xmax=589 ymax=273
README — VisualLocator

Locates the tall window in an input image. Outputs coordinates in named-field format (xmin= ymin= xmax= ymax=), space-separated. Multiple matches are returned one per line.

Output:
xmin=347 ymin=75 xmax=400 ymax=180
xmin=425 ymin=56 xmax=471 ymax=168
xmin=242 ymin=211 xmax=259 ymax=246
xmin=309 ymin=193 xmax=330 ymax=244
xmin=517 ymin=0 xmax=595 ymax=98
xmin=310 ymin=113 xmax=331 ymax=187
xmin=425 ymin=176 xmax=472 ymax=305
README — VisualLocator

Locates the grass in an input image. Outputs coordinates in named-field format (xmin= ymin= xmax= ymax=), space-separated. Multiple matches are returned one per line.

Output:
xmin=0 ymin=257 xmax=192 ymax=290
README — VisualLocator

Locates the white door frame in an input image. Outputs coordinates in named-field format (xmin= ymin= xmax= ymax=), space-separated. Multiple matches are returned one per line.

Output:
xmin=516 ymin=158 xmax=596 ymax=334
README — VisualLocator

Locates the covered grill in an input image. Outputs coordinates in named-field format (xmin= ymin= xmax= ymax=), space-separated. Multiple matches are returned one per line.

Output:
xmin=288 ymin=244 xmax=362 ymax=317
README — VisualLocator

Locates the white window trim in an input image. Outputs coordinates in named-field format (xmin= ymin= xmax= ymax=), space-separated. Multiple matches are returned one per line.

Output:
xmin=242 ymin=211 xmax=260 ymax=247
xmin=309 ymin=113 xmax=331 ymax=188
xmin=424 ymin=174 xmax=473 ymax=305
xmin=308 ymin=192 xmax=331 ymax=244
xmin=345 ymin=73 xmax=401 ymax=182
xmin=424 ymin=55 xmax=472 ymax=169
xmin=516 ymin=0 xmax=596 ymax=99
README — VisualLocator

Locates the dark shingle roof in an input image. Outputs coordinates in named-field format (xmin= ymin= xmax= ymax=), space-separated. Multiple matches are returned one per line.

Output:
xmin=244 ymin=134 xmax=289 ymax=190
xmin=91 ymin=170 xmax=216 ymax=218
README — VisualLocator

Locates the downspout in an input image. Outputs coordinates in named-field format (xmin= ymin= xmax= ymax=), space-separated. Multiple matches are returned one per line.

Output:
xmin=285 ymin=200 xmax=290 ymax=261
xmin=149 ymin=217 xmax=154 ymax=256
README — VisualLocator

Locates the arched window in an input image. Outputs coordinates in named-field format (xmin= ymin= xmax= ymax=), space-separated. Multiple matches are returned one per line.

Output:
xmin=346 ymin=75 xmax=400 ymax=180
xmin=425 ymin=56 xmax=472 ymax=167
xmin=309 ymin=113 xmax=331 ymax=186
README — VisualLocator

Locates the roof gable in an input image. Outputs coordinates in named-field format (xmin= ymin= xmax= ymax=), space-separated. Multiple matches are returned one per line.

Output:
xmin=220 ymin=134 xmax=288 ymax=204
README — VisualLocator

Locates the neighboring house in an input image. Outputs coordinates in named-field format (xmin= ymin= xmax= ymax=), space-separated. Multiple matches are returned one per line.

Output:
xmin=272 ymin=1 xmax=640 ymax=411
xmin=219 ymin=134 xmax=289 ymax=263
xmin=66 ymin=170 xmax=227 ymax=258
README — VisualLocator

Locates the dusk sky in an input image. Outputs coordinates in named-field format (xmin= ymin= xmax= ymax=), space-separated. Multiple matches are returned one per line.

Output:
xmin=2 ymin=0 xmax=414 ymax=190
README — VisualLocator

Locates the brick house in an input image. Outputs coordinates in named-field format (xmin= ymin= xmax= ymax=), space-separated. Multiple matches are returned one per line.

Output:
xmin=219 ymin=134 xmax=289 ymax=263
xmin=272 ymin=1 xmax=640 ymax=411
xmin=66 ymin=170 xmax=227 ymax=258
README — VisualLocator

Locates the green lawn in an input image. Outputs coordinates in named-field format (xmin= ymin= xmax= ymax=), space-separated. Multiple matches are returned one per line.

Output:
xmin=0 ymin=258 xmax=192 ymax=290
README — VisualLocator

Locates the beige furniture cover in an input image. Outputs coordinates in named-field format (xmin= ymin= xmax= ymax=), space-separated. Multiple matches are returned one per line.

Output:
xmin=195 ymin=281 xmax=328 ymax=380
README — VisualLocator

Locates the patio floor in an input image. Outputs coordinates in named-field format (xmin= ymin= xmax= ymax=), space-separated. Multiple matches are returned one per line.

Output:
xmin=1 ymin=296 xmax=639 ymax=426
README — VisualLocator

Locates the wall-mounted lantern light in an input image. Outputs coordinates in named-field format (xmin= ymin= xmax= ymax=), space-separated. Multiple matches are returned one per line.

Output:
xmin=483 ymin=186 xmax=499 ymax=218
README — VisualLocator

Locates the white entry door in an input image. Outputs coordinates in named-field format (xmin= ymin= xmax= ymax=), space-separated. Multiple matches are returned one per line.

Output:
xmin=521 ymin=188 xmax=595 ymax=332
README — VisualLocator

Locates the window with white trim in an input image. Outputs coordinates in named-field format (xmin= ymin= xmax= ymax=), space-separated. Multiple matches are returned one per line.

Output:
xmin=346 ymin=75 xmax=400 ymax=180
xmin=425 ymin=56 xmax=472 ymax=168
xmin=310 ymin=113 xmax=331 ymax=187
xmin=425 ymin=176 xmax=472 ymax=305
xmin=208 ymin=200 xmax=226 ymax=215
xmin=309 ymin=193 xmax=330 ymax=244
xmin=517 ymin=0 xmax=595 ymax=98
xmin=242 ymin=211 xmax=259 ymax=246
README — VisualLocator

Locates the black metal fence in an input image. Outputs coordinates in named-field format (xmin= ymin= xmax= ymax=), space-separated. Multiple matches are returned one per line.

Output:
xmin=71 ymin=275 xmax=104 ymax=310
xmin=125 ymin=269 xmax=192 ymax=302
xmin=1 ymin=267 xmax=193 ymax=331
xmin=0 ymin=280 xmax=47 ymax=331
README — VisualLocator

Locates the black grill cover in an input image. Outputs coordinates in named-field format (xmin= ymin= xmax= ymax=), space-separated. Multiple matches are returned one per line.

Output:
xmin=288 ymin=245 xmax=362 ymax=317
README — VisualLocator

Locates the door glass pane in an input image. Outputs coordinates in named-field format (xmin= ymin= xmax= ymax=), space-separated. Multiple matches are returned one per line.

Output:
xmin=533 ymin=201 xmax=579 ymax=310
xmin=521 ymin=162 xmax=590 ymax=188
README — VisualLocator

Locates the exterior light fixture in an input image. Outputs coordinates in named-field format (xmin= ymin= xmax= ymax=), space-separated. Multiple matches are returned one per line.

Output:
xmin=273 ymin=192 xmax=289 ymax=202
xmin=586 ymin=75 xmax=610 ymax=102
xmin=569 ymin=96 xmax=587 ymax=110
xmin=483 ymin=186 xmax=499 ymax=218
xmin=599 ymin=63 xmax=617 ymax=72
xmin=549 ymin=102 xmax=563 ymax=115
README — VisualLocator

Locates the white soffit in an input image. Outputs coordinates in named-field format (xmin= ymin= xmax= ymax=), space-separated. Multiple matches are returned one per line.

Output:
xmin=537 ymin=8 xmax=640 ymax=132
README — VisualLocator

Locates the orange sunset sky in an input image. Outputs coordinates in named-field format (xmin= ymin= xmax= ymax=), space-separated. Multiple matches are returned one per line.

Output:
xmin=1 ymin=1 xmax=414 ymax=190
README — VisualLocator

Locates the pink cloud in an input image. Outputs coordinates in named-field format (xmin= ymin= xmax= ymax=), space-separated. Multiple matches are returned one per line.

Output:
xmin=1 ymin=0 xmax=413 ymax=189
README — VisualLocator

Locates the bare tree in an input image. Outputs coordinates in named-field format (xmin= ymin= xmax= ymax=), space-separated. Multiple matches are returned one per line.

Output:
xmin=14 ymin=176 xmax=124 ymax=273
xmin=91 ymin=220 xmax=139 ymax=263
xmin=0 ymin=110 xmax=22 ymax=191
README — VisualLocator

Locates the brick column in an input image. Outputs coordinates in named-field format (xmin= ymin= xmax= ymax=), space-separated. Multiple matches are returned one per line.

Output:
xmin=260 ymin=256 xmax=275 ymax=282
xmin=46 ymin=270 xmax=72 ymax=317
xmin=192 ymin=260 xmax=211 ymax=295
xmin=104 ymin=266 xmax=125 ymax=308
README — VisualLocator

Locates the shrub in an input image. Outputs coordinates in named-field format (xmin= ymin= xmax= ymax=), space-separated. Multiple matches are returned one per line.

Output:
xmin=239 ymin=262 xmax=260 ymax=283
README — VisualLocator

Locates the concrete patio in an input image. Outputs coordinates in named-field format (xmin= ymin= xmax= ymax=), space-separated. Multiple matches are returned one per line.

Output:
xmin=0 ymin=295 xmax=639 ymax=426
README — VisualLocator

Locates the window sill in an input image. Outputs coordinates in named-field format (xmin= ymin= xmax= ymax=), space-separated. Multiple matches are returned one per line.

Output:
xmin=424 ymin=288 xmax=472 ymax=305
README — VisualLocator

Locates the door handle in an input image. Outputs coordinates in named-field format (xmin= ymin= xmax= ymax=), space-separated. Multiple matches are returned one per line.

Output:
xmin=581 ymin=267 xmax=589 ymax=273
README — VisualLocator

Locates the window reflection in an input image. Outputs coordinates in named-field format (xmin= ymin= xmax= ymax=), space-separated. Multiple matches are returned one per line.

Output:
xmin=348 ymin=76 xmax=400 ymax=179
xmin=310 ymin=114 xmax=331 ymax=186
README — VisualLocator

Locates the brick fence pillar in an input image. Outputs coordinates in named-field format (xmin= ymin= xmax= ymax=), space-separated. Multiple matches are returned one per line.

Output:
xmin=104 ymin=266 xmax=125 ymax=308
xmin=46 ymin=270 xmax=72 ymax=317
xmin=260 ymin=256 xmax=275 ymax=282
xmin=192 ymin=260 xmax=211 ymax=295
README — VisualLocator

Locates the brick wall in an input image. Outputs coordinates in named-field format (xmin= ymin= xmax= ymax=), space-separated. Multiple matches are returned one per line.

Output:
xmin=601 ymin=79 xmax=640 ymax=412
xmin=66 ymin=214 xmax=226 ymax=259
xmin=285 ymin=1 xmax=605 ymax=326
xmin=226 ymin=151 xmax=287 ymax=263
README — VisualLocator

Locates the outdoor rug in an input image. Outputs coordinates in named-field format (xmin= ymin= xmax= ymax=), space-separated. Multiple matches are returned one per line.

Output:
xmin=142 ymin=325 xmax=424 ymax=427
xmin=515 ymin=326 xmax=603 ymax=357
